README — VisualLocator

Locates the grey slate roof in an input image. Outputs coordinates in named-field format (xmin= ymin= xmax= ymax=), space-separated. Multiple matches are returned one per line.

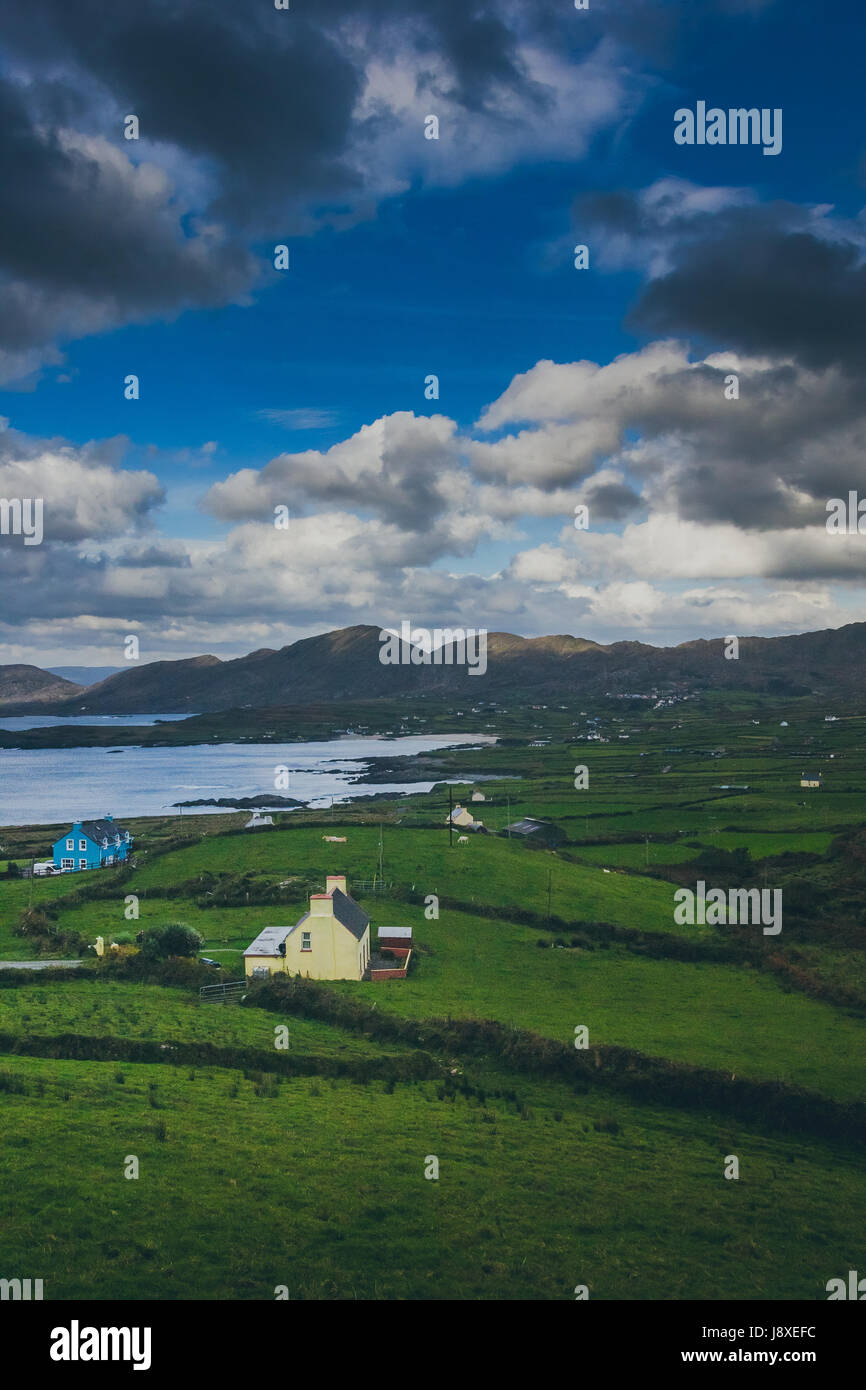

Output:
xmin=331 ymin=888 xmax=370 ymax=941
xmin=62 ymin=819 xmax=130 ymax=844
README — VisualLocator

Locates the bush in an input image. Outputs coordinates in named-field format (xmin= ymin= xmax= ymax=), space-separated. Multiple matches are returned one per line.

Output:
xmin=13 ymin=907 xmax=87 ymax=956
xmin=136 ymin=922 xmax=204 ymax=960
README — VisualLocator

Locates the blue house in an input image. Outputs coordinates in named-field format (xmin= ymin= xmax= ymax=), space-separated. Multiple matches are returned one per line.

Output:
xmin=52 ymin=816 xmax=132 ymax=872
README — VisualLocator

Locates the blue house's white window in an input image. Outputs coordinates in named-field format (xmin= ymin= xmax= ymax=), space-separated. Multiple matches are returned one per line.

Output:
xmin=66 ymin=839 xmax=74 ymax=851
xmin=78 ymin=858 xmax=87 ymax=869
xmin=61 ymin=858 xmax=74 ymax=869
xmin=79 ymin=839 xmax=87 ymax=851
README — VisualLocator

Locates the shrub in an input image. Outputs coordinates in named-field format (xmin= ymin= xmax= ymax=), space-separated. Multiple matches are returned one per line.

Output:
xmin=136 ymin=923 xmax=204 ymax=960
xmin=13 ymin=907 xmax=87 ymax=956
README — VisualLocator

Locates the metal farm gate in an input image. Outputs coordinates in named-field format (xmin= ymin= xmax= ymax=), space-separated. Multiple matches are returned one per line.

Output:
xmin=199 ymin=980 xmax=246 ymax=1004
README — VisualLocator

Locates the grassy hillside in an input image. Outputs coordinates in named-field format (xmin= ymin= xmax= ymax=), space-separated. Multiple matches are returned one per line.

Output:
xmin=1 ymin=690 xmax=864 ymax=1300
xmin=0 ymin=1047 xmax=861 ymax=1300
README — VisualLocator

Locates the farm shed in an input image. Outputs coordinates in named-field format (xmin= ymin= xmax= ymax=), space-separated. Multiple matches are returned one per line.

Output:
xmin=501 ymin=818 xmax=566 ymax=848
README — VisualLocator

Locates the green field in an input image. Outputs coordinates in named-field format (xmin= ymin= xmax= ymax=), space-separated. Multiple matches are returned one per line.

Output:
xmin=1 ymin=691 xmax=865 ymax=1299
xmin=0 ymin=1050 xmax=861 ymax=1300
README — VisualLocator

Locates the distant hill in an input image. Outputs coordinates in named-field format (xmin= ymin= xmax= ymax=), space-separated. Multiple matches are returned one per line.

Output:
xmin=48 ymin=666 xmax=123 ymax=686
xmin=0 ymin=665 xmax=83 ymax=705
xmin=9 ymin=620 xmax=864 ymax=715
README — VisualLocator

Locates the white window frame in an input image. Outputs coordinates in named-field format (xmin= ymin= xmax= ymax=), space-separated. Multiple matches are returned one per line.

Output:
xmin=78 ymin=858 xmax=87 ymax=869
xmin=301 ymin=931 xmax=312 ymax=952
xmin=79 ymin=839 xmax=87 ymax=852
xmin=61 ymin=858 xmax=74 ymax=869
xmin=66 ymin=839 xmax=74 ymax=851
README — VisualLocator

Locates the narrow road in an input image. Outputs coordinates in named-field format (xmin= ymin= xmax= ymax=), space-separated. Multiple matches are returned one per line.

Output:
xmin=0 ymin=959 xmax=82 ymax=970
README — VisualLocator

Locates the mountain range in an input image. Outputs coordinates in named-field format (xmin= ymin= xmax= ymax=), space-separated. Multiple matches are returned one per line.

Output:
xmin=0 ymin=621 xmax=863 ymax=715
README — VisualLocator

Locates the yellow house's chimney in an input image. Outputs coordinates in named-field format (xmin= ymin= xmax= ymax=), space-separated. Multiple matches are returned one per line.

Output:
xmin=325 ymin=874 xmax=348 ymax=896
xmin=309 ymin=893 xmax=334 ymax=918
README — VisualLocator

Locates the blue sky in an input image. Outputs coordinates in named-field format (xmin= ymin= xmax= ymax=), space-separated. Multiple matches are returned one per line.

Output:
xmin=1 ymin=0 xmax=865 ymax=664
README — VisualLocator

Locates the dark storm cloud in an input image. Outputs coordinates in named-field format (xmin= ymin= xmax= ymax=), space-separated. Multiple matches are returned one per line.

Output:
xmin=634 ymin=225 xmax=866 ymax=372
xmin=0 ymin=0 xmax=619 ymax=374
xmin=0 ymin=0 xmax=572 ymax=226
xmin=581 ymin=188 xmax=866 ymax=372
xmin=0 ymin=0 xmax=786 ymax=379
xmin=0 ymin=80 xmax=256 ymax=337
xmin=16 ymin=0 xmax=364 ymax=224
xmin=583 ymin=480 xmax=643 ymax=522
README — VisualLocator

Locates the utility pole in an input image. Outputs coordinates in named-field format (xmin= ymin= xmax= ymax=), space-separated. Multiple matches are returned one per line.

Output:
xmin=448 ymin=785 xmax=453 ymax=848
xmin=507 ymin=796 xmax=511 ymax=837
xmin=378 ymin=823 xmax=384 ymax=887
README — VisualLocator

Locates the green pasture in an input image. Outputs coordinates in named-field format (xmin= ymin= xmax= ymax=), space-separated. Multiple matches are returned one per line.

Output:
xmin=347 ymin=902 xmax=866 ymax=1102
xmin=123 ymin=825 xmax=703 ymax=938
xmin=0 ymin=1051 xmax=861 ymax=1300
xmin=0 ymin=980 xmax=404 ymax=1061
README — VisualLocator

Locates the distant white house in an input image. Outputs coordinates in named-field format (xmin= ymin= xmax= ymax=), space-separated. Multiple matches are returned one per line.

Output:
xmin=471 ymin=791 xmax=486 ymax=802
xmin=245 ymin=813 xmax=274 ymax=829
xmin=800 ymin=773 xmax=822 ymax=789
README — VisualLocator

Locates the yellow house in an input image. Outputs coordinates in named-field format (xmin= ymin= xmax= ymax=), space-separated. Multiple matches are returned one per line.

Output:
xmin=446 ymin=804 xmax=484 ymax=831
xmin=243 ymin=875 xmax=371 ymax=981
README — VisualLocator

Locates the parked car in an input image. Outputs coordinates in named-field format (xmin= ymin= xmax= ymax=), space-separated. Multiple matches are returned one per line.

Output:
xmin=200 ymin=957 xmax=222 ymax=968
